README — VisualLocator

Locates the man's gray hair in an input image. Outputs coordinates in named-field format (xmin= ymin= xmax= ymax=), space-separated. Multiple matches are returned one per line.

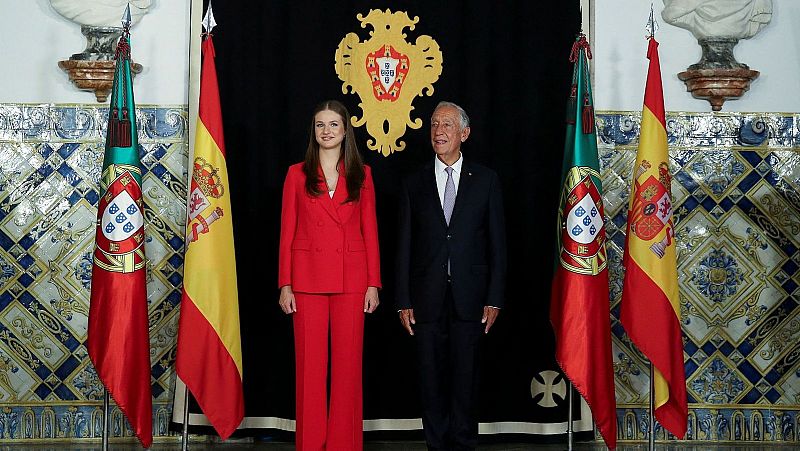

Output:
xmin=433 ymin=101 xmax=470 ymax=129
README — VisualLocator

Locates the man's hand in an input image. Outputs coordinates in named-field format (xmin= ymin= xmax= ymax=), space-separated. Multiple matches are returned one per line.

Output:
xmin=482 ymin=306 xmax=499 ymax=334
xmin=399 ymin=309 xmax=416 ymax=335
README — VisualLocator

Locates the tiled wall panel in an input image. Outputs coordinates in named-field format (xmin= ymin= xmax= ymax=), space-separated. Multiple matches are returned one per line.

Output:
xmin=599 ymin=112 xmax=800 ymax=443
xmin=0 ymin=104 xmax=797 ymax=443
xmin=0 ymin=104 xmax=187 ymax=441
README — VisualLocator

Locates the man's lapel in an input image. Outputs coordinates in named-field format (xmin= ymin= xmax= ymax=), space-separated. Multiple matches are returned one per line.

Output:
xmin=449 ymin=159 xmax=472 ymax=226
xmin=426 ymin=161 xmax=448 ymax=229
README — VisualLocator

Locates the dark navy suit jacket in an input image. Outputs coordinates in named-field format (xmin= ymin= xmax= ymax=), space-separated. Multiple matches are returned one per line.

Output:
xmin=396 ymin=158 xmax=507 ymax=321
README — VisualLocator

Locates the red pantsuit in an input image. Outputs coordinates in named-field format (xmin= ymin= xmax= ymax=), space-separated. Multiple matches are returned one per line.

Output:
xmin=278 ymin=162 xmax=381 ymax=451
xmin=294 ymin=293 xmax=363 ymax=450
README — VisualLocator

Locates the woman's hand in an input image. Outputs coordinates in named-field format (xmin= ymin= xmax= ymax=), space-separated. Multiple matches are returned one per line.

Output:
xmin=279 ymin=285 xmax=296 ymax=314
xmin=364 ymin=286 xmax=380 ymax=313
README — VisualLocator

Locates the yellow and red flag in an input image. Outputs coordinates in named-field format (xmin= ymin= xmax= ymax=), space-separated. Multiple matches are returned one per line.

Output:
xmin=176 ymin=32 xmax=244 ymax=439
xmin=620 ymin=37 xmax=687 ymax=438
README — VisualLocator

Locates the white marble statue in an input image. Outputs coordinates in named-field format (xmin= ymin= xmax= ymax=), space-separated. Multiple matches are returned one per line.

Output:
xmin=49 ymin=0 xmax=152 ymax=28
xmin=661 ymin=0 xmax=773 ymax=40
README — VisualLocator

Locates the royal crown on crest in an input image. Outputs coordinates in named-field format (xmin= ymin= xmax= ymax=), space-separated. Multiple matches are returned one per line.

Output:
xmin=192 ymin=157 xmax=224 ymax=199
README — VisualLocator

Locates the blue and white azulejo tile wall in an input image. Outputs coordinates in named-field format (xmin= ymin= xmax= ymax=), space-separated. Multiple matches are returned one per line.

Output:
xmin=598 ymin=112 xmax=800 ymax=443
xmin=0 ymin=103 xmax=187 ymax=441
xmin=0 ymin=105 xmax=797 ymax=443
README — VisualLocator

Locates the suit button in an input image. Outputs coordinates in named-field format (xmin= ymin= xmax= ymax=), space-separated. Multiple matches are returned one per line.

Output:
xmin=336 ymin=248 xmax=342 ymax=254
xmin=446 ymin=234 xmax=451 ymax=240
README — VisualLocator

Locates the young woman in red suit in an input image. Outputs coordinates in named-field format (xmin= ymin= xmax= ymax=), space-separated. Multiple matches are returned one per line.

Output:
xmin=278 ymin=100 xmax=381 ymax=450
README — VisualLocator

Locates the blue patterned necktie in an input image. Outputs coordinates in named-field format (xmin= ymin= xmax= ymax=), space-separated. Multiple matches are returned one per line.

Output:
xmin=443 ymin=166 xmax=455 ymax=225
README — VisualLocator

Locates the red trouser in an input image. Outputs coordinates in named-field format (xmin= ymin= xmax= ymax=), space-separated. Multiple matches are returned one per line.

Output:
xmin=293 ymin=292 xmax=364 ymax=451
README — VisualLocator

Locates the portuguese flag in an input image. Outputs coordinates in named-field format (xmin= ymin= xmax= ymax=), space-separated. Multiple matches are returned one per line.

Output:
xmin=550 ymin=34 xmax=617 ymax=450
xmin=620 ymin=37 xmax=688 ymax=439
xmin=176 ymin=32 xmax=244 ymax=439
xmin=87 ymin=29 xmax=153 ymax=448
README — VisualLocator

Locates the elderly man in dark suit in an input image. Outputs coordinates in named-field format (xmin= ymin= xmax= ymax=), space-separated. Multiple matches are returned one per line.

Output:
xmin=396 ymin=101 xmax=507 ymax=451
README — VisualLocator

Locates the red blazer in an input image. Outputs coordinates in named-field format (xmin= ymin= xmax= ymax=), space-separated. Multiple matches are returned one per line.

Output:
xmin=278 ymin=162 xmax=381 ymax=293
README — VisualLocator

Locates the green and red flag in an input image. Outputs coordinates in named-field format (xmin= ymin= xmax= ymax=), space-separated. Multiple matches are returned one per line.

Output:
xmin=550 ymin=34 xmax=617 ymax=450
xmin=620 ymin=37 xmax=687 ymax=439
xmin=87 ymin=23 xmax=153 ymax=448
xmin=176 ymin=10 xmax=244 ymax=439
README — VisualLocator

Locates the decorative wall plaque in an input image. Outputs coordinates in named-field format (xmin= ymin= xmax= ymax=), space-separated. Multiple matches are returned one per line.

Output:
xmin=335 ymin=9 xmax=443 ymax=156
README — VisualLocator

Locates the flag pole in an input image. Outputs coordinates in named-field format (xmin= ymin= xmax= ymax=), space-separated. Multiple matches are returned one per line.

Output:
xmin=646 ymin=8 xmax=657 ymax=448
xmin=567 ymin=384 xmax=573 ymax=451
xmin=649 ymin=363 xmax=655 ymax=451
xmin=568 ymin=8 xmax=578 ymax=447
xmin=181 ymin=0 xmax=200 ymax=444
xmin=645 ymin=9 xmax=657 ymax=449
xmin=102 ymin=389 xmax=110 ymax=451
xmin=181 ymin=384 xmax=190 ymax=451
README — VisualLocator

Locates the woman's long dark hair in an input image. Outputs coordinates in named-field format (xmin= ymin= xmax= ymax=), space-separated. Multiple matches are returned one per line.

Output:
xmin=302 ymin=100 xmax=365 ymax=203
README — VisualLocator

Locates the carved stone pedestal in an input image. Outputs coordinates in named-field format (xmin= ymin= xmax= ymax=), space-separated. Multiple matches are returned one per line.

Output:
xmin=58 ymin=60 xmax=142 ymax=102
xmin=678 ymin=68 xmax=759 ymax=111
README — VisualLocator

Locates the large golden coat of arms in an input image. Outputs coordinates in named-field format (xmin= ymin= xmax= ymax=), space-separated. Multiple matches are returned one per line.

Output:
xmin=336 ymin=9 xmax=443 ymax=156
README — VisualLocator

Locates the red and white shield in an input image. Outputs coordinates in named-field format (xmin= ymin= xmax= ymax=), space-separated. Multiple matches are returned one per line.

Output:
xmin=562 ymin=175 xmax=605 ymax=257
xmin=188 ymin=179 xmax=210 ymax=221
xmin=95 ymin=170 xmax=145 ymax=256
xmin=366 ymin=45 xmax=410 ymax=101
xmin=630 ymin=175 xmax=671 ymax=241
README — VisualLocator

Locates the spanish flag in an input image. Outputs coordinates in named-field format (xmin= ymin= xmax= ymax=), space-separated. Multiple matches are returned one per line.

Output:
xmin=176 ymin=32 xmax=244 ymax=439
xmin=88 ymin=26 xmax=152 ymax=448
xmin=620 ymin=37 xmax=687 ymax=439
